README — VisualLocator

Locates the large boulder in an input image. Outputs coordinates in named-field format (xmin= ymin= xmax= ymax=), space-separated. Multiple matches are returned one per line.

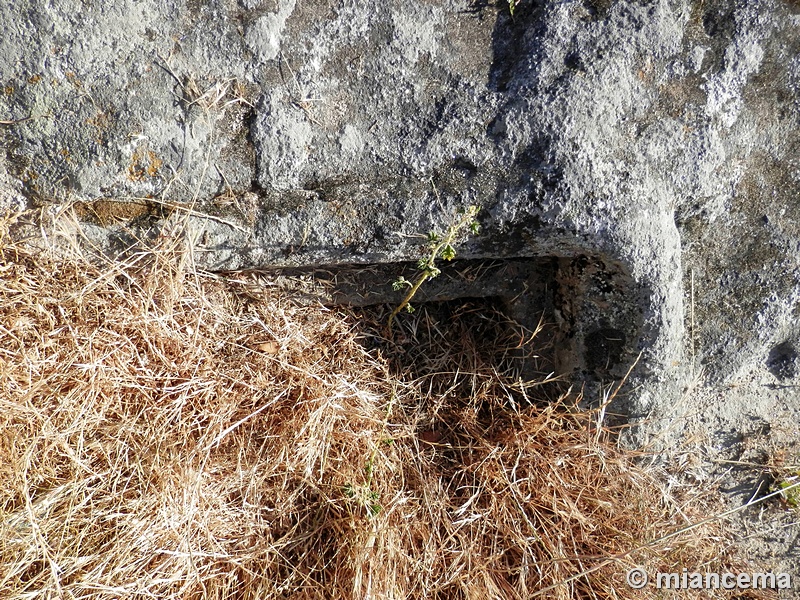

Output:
xmin=1 ymin=0 xmax=798 ymax=431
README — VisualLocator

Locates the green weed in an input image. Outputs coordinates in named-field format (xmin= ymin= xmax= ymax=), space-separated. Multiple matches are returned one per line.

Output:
xmin=777 ymin=472 xmax=800 ymax=509
xmin=387 ymin=205 xmax=480 ymax=331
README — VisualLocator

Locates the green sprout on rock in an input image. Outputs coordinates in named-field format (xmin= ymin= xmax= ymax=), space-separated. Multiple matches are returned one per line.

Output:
xmin=387 ymin=205 xmax=480 ymax=332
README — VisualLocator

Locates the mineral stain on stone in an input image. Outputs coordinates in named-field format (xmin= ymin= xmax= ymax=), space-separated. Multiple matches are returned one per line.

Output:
xmin=73 ymin=199 xmax=157 ymax=227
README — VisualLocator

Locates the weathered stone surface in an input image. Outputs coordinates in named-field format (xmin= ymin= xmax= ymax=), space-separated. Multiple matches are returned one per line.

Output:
xmin=0 ymin=0 xmax=256 ymax=204
xmin=1 ymin=0 xmax=799 ymax=429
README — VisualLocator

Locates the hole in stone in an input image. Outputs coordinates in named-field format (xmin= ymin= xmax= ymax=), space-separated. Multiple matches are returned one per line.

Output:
xmin=354 ymin=296 xmax=560 ymax=404
xmin=564 ymin=51 xmax=586 ymax=72
xmin=239 ymin=254 xmax=641 ymax=401
xmin=767 ymin=341 xmax=798 ymax=381
xmin=585 ymin=328 xmax=626 ymax=373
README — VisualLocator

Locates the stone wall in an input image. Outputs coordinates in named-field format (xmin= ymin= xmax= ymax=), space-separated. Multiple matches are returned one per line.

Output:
xmin=1 ymin=0 xmax=798 ymax=424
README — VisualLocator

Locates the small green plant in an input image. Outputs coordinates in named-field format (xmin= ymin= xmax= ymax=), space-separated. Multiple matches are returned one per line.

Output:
xmin=387 ymin=205 xmax=480 ymax=332
xmin=342 ymin=395 xmax=397 ymax=519
xmin=508 ymin=0 xmax=520 ymax=17
xmin=777 ymin=472 xmax=800 ymax=508
xmin=343 ymin=480 xmax=382 ymax=518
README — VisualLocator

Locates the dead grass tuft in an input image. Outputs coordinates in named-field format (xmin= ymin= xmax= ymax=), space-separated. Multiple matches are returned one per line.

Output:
xmin=0 ymin=213 xmax=763 ymax=599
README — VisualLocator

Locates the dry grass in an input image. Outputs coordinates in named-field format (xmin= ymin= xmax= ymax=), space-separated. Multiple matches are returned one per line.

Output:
xmin=0 ymin=212 xmax=761 ymax=599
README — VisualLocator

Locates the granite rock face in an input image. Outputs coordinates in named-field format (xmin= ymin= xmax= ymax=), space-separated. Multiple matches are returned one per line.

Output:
xmin=1 ymin=0 xmax=799 ymax=419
